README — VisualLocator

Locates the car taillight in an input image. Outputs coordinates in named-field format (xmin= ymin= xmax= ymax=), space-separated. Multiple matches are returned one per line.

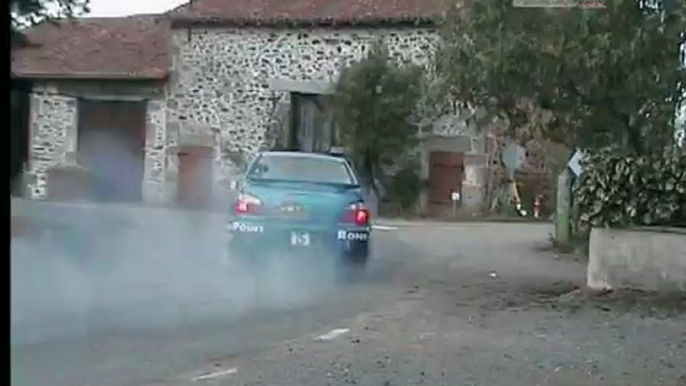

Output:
xmin=235 ymin=193 xmax=262 ymax=215
xmin=342 ymin=202 xmax=370 ymax=226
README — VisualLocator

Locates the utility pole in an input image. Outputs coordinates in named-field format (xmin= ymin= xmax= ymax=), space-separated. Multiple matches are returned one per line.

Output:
xmin=555 ymin=168 xmax=573 ymax=246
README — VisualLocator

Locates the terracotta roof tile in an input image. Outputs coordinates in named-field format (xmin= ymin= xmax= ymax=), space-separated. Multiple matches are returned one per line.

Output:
xmin=170 ymin=0 xmax=449 ymax=26
xmin=11 ymin=16 xmax=170 ymax=79
xmin=11 ymin=1 xmax=449 ymax=79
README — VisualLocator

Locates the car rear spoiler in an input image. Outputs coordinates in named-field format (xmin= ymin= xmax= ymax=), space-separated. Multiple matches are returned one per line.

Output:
xmin=328 ymin=146 xmax=349 ymax=157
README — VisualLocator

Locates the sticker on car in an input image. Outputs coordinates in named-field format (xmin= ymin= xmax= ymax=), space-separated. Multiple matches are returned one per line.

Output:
xmin=231 ymin=222 xmax=264 ymax=233
xmin=337 ymin=230 xmax=369 ymax=241
xmin=290 ymin=231 xmax=311 ymax=247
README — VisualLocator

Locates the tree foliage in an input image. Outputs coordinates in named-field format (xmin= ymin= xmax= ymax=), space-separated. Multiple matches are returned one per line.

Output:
xmin=575 ymin=149 xmax=686 ymax=229
xmin=331 ymin=44 xmax=423 ymax=184
xmin=386 ymin=156 xmax=423 ymax=211
xmin=11 ymin=0 xmax=89 ymax=42
xmin=435 ymin=0 xmax=686 ymax=154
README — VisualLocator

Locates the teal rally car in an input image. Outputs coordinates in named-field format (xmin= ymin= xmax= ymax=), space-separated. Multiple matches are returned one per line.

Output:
xmin=227 ymin=151 xmax=372 ymax=271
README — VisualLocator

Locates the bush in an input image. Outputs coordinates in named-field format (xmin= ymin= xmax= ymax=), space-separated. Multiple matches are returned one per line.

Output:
xmin=386 ymin=157 xmax=423 ymax=212
xmin=574 ymin=149 xmax=686 ymax=230
xmin=331 ymin=43 xmax=423 ymax=185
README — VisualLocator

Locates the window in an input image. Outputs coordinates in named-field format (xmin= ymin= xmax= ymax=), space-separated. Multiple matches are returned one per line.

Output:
xmin=248 ymin=154 xmax=356 ymax=185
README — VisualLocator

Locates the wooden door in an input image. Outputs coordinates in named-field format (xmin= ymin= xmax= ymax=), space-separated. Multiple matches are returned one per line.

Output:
xmin=428 ymin=151 xmax=464 ymax=217
xmin=177 ymin=146 xmax=213 ymax=209
xmin=75 ymin=100 xmax=146 ymax=202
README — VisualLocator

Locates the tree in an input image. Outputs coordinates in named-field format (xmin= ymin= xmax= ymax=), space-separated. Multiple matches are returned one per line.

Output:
xmin=11 ymin=0 xmax=89 ymax=43
xmin=331 ymin=44 xmax=424 ymax=188
xmin=435 ymin=0 xmax=686 ymax=155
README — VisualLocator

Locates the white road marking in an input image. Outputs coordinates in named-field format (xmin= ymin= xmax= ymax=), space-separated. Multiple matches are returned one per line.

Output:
xmin=372 ymin=225 xmax=398 ymax=231
xmin=192 ymin=368 xmax=238 ymax=381
xmin=315 ymin=328 xmax=350 ymax=341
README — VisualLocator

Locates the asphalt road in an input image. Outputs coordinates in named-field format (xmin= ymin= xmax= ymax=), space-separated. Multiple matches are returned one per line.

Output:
xmin=12 ymin=221 xmax=685 ymax=386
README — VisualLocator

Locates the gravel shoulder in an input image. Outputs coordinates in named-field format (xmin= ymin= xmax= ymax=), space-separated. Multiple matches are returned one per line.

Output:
xmin=165 ymin=223 xmax=686 ymax=386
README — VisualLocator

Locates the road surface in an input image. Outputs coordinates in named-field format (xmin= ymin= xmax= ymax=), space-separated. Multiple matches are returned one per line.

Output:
xmin=11 ymin=221 xmax=686 ymax=386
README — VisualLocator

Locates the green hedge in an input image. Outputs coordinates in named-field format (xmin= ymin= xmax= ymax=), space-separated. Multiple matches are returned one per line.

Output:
xmin=574 ymin=149 xmax=686 ymax=229
xmin=386 ymin=157 xmax=423 ymax=211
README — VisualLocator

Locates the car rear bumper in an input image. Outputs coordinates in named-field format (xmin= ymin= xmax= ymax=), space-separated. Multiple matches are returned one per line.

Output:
xmin=227 ymin=218 xmax=370 ymax=260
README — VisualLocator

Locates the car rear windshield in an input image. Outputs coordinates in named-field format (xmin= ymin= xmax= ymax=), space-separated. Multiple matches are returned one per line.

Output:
xmin=248 ymin=154 xmax=357 ymax=185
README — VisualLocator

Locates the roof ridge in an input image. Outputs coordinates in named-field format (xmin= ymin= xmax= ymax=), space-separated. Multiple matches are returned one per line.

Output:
xmin=73 ymin=14 xmax=169 ymax=22
xmin=168 ymin=0 xmax=448 ymax=27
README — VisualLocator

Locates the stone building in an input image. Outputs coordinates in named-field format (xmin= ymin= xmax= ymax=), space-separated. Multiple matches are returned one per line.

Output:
xmin=11 ymin=0 xmax=491 ymax=215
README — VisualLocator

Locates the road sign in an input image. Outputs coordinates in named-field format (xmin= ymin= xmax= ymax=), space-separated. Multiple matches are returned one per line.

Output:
xmin=567 ymin=150 xmax=585 ymax=176
xmin=502 ymin=143 xmax=526 ymax=171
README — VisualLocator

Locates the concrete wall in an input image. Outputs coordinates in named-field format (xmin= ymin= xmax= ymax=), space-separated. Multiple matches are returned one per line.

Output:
xmin=588 ymin=227 xmax=686 ymax=292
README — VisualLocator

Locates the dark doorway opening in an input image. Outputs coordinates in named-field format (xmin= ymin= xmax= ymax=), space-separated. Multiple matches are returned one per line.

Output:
xmin=77 ymin=99 xmax=147 ymax=203
xmin=288 ymin=93 xmax=334 ymax=153
xmin=10 ymin=80 xmax=31 ymax=196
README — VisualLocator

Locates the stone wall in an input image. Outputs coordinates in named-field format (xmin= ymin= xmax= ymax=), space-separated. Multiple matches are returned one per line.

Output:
xmin=588 ymin=227 xmax=686 ymax=292
xmin=143 ymin=99 xmax=169 ymax=203
xmin=27 ymin=84 xmax=78 ymax=199
xmin=418 ymin=113 xmax=488 ymax=213
xmin=166 ymin=26 xmax=441 ymax=194
xmin=26 ymin=81 xmax=168 ymax=203
xmin=27 ymin=25 xmax=492 ymax=209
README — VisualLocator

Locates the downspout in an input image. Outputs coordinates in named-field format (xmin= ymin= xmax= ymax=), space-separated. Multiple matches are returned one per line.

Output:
xmin=186 ymin=0 xmax=194 ymax=42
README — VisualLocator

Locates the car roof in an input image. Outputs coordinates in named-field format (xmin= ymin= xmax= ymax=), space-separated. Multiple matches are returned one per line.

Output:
xmin=260 ymin=151 xmax=348 ymax=163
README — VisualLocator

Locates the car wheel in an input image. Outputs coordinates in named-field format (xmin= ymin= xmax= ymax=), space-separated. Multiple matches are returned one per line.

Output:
xmin=336 ymin=253 xmax=368 ymax=283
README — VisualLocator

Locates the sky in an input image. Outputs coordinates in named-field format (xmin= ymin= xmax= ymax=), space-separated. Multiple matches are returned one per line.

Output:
xmin=86 ymin=0 xmax=188 ymax=17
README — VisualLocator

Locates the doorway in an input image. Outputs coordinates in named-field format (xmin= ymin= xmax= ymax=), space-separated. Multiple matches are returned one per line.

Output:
xmin=288 ymin=93 xmax=334 ymax=153
xmin=177 ymin=146 xmax=213 ymax=209
xmin=77 ymin=99 xmax=147 ymax=202
xmin=10 ymin=80 xmax=31 ymax=196
xmin=428 ymin=151 xmax=464 ymax=217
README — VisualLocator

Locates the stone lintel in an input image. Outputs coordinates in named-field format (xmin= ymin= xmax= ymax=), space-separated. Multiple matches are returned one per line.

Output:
xmin=422 ymin=135 xmax=472 ymax=153
xmin=464 ymin=154 xmax=487 ymax=166
xmin=268 ymin=78 xmax=334 ymax=95
xmin=176 ymin=132 xmax=215 ymax=148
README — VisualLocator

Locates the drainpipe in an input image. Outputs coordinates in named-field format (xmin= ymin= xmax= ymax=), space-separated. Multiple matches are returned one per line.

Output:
xmin=186 ymin=0 xmax=195 ymax=42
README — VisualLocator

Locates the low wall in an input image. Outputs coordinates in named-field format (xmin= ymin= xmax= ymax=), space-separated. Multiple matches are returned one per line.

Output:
xmin=588 ymin=227 xmax=686 ymax=292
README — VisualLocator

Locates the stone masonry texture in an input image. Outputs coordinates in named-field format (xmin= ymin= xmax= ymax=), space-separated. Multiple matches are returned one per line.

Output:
xmin=27 ymin=25 xmax=489 ymax=207
xmin=28 ymin=84 xmax=78 ymax=199
xmin=165 ymin=26 xmax=441 ymax=195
